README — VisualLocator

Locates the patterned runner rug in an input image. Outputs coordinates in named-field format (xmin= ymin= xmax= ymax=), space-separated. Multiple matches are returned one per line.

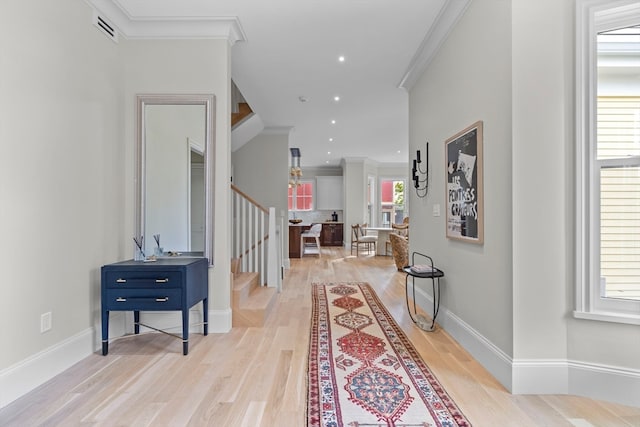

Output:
xmin=307 ymin=282 xmax=471 ymax=427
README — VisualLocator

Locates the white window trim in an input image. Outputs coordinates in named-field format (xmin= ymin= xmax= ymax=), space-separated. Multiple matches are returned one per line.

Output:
xmin=378 ymin=176 xmax=408 ymax=227
xmin=290 ymin=179 xmax=315 ymax=212
xmin=575 ymin=0 xmax=640 ymax=325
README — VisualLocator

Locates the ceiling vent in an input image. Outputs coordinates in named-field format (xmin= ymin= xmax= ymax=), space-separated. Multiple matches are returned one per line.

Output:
xmin=92 ymin=11 xmax=118 ymax=43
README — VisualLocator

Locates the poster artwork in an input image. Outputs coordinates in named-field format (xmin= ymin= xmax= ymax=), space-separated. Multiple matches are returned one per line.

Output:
xmin=446 ymin=121 xmax=483 ymax=243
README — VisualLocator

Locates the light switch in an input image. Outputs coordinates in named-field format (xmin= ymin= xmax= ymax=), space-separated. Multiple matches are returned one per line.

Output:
xmin=433 ymin=204 xmax=441 ymax=217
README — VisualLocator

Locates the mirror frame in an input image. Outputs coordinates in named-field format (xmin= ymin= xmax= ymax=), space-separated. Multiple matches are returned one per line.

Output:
xmin=135 ymin=94 xmax=216 ymax=266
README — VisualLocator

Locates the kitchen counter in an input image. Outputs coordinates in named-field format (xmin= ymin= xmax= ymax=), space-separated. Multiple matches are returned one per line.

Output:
xmin=289 ymin=221 xmax=343 ymax=226
xmin=288 ymin=222 xmax=344 ymax=257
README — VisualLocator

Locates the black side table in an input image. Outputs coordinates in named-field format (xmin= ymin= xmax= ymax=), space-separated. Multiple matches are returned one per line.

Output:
xmin=402 ymin=252 xmax=444 ymax=331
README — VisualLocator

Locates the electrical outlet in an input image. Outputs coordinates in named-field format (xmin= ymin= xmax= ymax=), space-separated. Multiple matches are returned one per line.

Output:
xmin=40 ymin=312 xmax=52 ymax=333
xmin=433 ymin=204 xmax=441 ymax=217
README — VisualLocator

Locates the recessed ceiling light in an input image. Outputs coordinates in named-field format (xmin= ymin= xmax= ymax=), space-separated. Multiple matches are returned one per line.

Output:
xmin=397 ymin=150 xmax=401 ymax=154
xmin=331 ymin=119 xmax=336 ymax=125
xmin=328 ymin=151 xmax=331 ymax=155
xmin=326 ymin=160 xmax=330 ymax=164
xmin=338 ymin=55 xmax=345 ymax=62
xmin=333 ymin=95 xmax=340 ymax=102
xmin=329 ymin=138 xmax=334 ymax=142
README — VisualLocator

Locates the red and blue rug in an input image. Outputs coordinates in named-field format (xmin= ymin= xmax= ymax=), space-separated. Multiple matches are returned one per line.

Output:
xmin=307 ymin=282 xmax=471 ymax=427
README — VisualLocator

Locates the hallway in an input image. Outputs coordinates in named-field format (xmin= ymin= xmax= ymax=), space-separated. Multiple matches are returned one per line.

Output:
xmin=1 ymin=248 xmax=638 ymax=426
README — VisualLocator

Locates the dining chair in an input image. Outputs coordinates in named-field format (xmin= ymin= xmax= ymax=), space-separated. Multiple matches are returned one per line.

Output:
xmin=351 ymin=224 xmax=378 ymax=256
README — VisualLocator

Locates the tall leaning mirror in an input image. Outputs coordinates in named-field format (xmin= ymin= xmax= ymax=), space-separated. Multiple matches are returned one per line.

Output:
xmin=135 ymin=94 xmax=215 ymax=265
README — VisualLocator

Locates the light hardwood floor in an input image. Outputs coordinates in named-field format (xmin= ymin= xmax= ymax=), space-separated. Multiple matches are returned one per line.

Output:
xmin=2 ymin=248 xmax=639 ymax=426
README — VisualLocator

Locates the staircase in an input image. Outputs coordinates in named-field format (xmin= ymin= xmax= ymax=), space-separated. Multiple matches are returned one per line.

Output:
xmin=229 ymin=83 xmax=281 ymax=327
xmin=231 ymin=102 xmax=253 ymax=127
xmin=230 ymin=185 xmax=283 ymax=327
xmin=231 ymin=81 xmax=264 ymax=153
xmin=231 ymin=258 xmax=278 ymax=327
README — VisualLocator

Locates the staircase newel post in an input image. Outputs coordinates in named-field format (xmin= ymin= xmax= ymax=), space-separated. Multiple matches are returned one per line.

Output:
xmin=267 ymin=207 xmax=278 ymax=288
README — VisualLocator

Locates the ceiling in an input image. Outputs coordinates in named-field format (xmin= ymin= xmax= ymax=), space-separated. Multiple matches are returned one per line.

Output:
xmin=87 ymin=0 xmax=470 ymax=168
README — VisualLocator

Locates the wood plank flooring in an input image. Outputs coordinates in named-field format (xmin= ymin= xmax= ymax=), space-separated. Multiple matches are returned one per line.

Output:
xmin=1 ymin=248 xmax=639 ymax=426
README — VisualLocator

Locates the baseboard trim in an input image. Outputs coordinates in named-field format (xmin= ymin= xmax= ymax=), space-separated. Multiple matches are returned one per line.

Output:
xmin=0 ymin=327 xmax=95 ymax=409
xmin=413 ymin=286 xmax=513 ymax=389
xmin=512 ymin=359 xmax=569 ymax=394
xmin=0 ymin=307 xmax=233 ymax=410
xmin=208 ymin=308 xmax=232 ymax=333
xmin=413 ymin=286 xmax=640 ymax=408
xmin=568 ymin=361 xmax=640 ymax=408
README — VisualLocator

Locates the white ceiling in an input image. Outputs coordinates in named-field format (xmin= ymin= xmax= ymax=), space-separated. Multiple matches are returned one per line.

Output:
xmin=88 ymin=0 xmax=470 ymax=167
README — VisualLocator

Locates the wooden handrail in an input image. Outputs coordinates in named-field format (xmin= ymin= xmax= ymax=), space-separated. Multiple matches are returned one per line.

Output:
xmin=231 ymin=184 xmax=269 ymax=214
xmin=237 ymin=236 xmax=270 ymax=259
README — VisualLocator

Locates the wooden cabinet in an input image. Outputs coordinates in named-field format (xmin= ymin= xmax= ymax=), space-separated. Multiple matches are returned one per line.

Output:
xmin=290 ymin=223 xmax=343 ymax=258
xmin=316 ymin=176 xmax=343 ymax=210
xmin=320 ymin=223 xmax=343 ymax=246
xmin=289 ymin=225 xmax=310 ymax=258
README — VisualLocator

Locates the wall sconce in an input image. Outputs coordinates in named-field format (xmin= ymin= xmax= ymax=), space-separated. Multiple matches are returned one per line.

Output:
xmin=412 ymin=142 xmax=429 ymax=198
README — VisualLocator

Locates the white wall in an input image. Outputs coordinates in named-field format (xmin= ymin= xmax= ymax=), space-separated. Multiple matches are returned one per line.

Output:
xmin=231 ymin=130 xmax=289 ymax=211
xmin=409 ymin=0 xmax=514 ymax=361
xmin=0 ymin=0 xmax=123 ymax=406
xmin=409 ymin=0 xmax=640 ymax=407
xmin=512 ymin=0 xmax=570 ymax=361
xmin=231 ymin=130 xmax=289 ymax=255
xmin=121 ymin=38 xmax=232 ymax=328
xmin=0 ymin=1 xmax=234 ymax=408
xmin=513 ymin=0 xmax=640 ymax=405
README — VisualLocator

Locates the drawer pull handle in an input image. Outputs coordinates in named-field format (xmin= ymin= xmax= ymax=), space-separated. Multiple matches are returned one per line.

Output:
xmin=116 ymin=279 xmax=126 ymax=283
xmin=115 ymin=297 xmax=169 ymax=303
xmin=156 ymin=278 xmax=169 ymax=283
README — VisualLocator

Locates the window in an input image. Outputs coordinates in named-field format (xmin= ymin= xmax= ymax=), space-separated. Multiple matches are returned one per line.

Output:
xmin=598 ymin=96 xmax=640 ymax=302
xmin=380 ymin=179 xmax=406 ymax=227
xmin=367 ymin=175 xmax=375 ymax=226
xmin=288 ymin=180 xmax=314 ymax=211
xmin=576 ymin=0 xmax=640 ymax=323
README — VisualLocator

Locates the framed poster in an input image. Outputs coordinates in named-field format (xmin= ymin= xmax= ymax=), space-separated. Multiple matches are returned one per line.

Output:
xmin=445 ymin=121 xmax=483 ymax=244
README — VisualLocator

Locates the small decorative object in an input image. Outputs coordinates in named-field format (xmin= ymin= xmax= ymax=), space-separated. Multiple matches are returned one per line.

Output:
xmin=445 ymin=121 xmax=483 ymax=244
xmin=289 ymin=218 xmax=303 ymax=224
xmin=133 ymin=235 xmax=145 ymax=261
xmin=153 ymin=234 xmax=163 ymax=256
xmin=412 ymin=141 xmax=429 ymax=198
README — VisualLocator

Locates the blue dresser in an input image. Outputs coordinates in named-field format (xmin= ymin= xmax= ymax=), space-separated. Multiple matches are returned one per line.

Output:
xmin=101 ymin=257 xmax=208 ymax=355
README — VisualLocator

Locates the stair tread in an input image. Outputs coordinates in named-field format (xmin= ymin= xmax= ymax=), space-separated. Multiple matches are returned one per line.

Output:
xmin=241 ymin=287 xmax=277 ymax=310
xmin=233 ymin=272 xmax=259 ymax=291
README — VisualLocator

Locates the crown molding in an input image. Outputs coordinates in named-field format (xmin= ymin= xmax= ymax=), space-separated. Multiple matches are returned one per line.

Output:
xmin=85 ymin=0 xmax=247 ymax=44
xmin=397 ymin=0 xmax=471 ymax=90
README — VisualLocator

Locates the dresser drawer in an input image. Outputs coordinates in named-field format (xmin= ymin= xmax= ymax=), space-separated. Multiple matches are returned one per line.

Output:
xmin=104 ymin=288 xmax=182 ymax=311
xmin=104 ymin=271 xmax=182 ymax=289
